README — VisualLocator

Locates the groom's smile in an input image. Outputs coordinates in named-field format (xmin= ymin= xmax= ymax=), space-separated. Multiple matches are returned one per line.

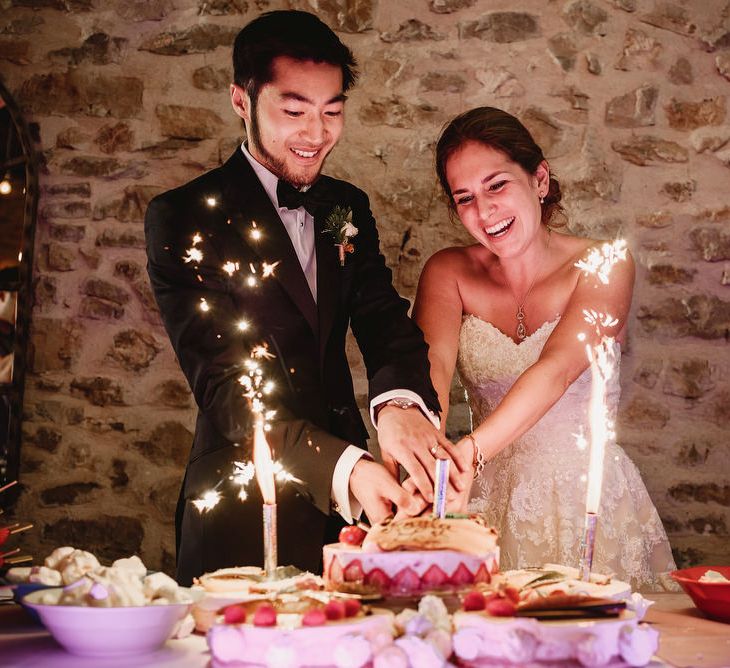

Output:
xmin=232 ymin=55 xmax=346 ymax=188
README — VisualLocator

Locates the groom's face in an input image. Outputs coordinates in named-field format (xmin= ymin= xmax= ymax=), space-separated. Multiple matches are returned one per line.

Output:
xmin=234 ymin=56 xmax=346 ymax=187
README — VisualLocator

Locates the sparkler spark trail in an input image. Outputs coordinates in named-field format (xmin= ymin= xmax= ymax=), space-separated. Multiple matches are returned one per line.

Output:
xmin=231 ymin=461 xmax=256 ymax=486
xmin=184 ymin=247 xmax=203 ymax=264
xmin=222 ymin=261 xmax=239 ymax=276
xmin=575 ymin=239 xmax=627 ymax=285
xmin=183 ymin=233 xmax=204 ymax=263
xmin=262 ymin=261 xmax=280 ymax=278
xmin=180 ymin=220 xmax=300 ymax=514
xmin=193 ymin=489 xmax=222 ymax=512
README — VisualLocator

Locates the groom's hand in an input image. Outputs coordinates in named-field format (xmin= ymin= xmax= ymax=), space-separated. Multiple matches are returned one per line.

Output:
xmin=348 ymin=458 xmax=427 ymax=524
xmin=376 ymin=406 xmax=468 ymax=503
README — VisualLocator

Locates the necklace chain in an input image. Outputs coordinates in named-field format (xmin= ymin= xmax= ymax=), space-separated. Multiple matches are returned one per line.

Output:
xmin=502 ymin=230 xmax=552 ymax=341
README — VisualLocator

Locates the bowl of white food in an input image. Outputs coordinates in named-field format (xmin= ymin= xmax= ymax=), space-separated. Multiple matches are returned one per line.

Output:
xmin=23 ymin=578 xmax=198 ymax=657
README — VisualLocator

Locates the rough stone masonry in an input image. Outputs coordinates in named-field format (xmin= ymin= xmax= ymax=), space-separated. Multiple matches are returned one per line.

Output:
xmin=1 ymin=0 xmax=728 ymax=574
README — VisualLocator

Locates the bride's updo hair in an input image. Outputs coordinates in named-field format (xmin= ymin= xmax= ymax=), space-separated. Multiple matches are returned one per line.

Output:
xmin=435 ymin=106 xmax=564 ymax=227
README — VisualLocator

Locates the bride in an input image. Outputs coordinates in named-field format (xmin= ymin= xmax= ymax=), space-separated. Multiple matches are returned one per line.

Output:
xmin=413 ymin=106 xmax=676 ymax=589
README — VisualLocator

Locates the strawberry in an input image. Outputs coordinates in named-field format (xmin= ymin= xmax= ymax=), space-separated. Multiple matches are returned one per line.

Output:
xmin=504 ymin=587 xmax=521 ymax=604
xmin=462 ymin=591 xmax=486 ymax=611
xmin=421 ymin=565 xmax=448 ymax=589
xmin=338 ymin=525 xmax=367 ymax=546
xmin=449 ymin=563 xmax=475 ymax=586
xmin=549 ymin=589 xmax=566 ymax=597
xmin=343 ymin=599 xmax=362 ymax=618
xmin=486 ymin=597 xmax=516 ymax=617
xmin=253 ymin=603 xmax=277 ymax=627
xmin=324 ymin=600 xmax=346 ymax=621
xmin=365 ymin=568 xmax=391 ymax=590
xmin=343 ymin=560 xmax=364 ymax=582
xmin=474 ymin=564 xmax=491 ymax=584
xmin=391 ymin=568 xmax=420 ymax=594
xmin=302 ymin=609 xmax=327 ymax=626
xmin=223 ymin=604 xmax=247 ymax=625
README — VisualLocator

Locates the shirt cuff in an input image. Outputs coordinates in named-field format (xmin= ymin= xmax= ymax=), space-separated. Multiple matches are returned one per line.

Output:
xmin=331 ymin=445 xmax=372 ymax=524
xmin=370 ymin=389 xmax=440 ymax=430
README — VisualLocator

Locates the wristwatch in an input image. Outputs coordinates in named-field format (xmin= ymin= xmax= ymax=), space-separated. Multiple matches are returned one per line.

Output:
xmin=375 ymin=397 xmax=418 ymax=419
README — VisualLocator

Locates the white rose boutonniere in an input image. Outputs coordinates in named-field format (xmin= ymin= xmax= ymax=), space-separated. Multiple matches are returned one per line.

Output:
xmin=322 ymin=205 xmax=358 ymax=266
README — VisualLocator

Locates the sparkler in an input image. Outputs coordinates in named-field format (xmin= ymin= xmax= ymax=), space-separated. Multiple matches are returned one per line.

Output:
xmin=181 ymin=207 xmax=296 ymax=559
xmin=432 ymin=457 xmax=450 ymax=519
xmin=574 ymin=240 xmax=626 ymax=581
xmin=254 ymin=412 xmax=278 ymax=577
xmin=579 ymin=337 xmax=618 ymax=581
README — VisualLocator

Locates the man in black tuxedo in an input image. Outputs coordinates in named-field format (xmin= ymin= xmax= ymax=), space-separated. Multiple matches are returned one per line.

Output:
xmin=145 ymin=10 xmax=466 ymax=585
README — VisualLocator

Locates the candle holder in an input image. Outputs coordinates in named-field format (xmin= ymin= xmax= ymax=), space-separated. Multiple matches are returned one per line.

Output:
xmin=432 ymin=458 xmax=450 ymax=519
xmin=579 ymin=511 xmax=598 ymax=581
xmin=263 ymin=502 xmax=278 ymax=578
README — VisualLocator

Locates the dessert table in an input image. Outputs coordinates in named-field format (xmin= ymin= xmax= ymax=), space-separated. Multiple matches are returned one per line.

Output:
xmin=0 ymin=592 xmax=727 ymax=668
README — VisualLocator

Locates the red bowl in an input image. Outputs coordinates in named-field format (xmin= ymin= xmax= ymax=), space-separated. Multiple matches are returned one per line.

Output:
xmin=671 ymin=566 xmax=730 ymax=623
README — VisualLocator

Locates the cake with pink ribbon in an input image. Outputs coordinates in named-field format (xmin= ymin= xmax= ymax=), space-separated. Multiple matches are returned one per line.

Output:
xmin=323 ymin=514 xmax=499 ymax=596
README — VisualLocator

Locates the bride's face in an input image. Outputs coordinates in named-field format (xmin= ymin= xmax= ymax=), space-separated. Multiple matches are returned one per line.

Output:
xmin=445 ymin=140 xmax=549 ymax=259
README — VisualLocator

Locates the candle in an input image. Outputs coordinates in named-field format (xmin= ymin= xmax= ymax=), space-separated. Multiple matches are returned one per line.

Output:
xmin=253 ymin=413 xmax=277 ymax=578
xmin=579 ymin=338 xmax=617 ymax=581
xmin=432 ymin=458 xmax=450 ymax=519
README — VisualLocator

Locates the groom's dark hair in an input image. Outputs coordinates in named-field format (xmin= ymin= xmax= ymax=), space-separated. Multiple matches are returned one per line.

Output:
xmin=233 ymin=10 xmax=358 ymax=107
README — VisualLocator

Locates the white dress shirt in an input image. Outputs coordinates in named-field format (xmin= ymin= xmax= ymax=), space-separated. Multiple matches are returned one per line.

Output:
xmin=241 ymin=144 xmax=438 ymax=522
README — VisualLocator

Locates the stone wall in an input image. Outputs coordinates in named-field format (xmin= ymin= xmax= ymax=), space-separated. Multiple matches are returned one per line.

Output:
xmin=1 ymin=0 xmax=728 ymax=573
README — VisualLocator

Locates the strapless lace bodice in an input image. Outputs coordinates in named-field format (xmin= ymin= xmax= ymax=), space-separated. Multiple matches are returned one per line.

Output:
xmin=457 ymin=315 xmax=676 ymax=591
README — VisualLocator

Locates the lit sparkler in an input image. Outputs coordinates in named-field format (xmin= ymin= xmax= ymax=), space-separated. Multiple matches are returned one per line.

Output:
xmin=254 ymin=413 xmax=277 ymax=577
xmin=181 ymin=218 xmax=298 ymax=538
xmin=574 ymin=239 xmax=626 ymax=581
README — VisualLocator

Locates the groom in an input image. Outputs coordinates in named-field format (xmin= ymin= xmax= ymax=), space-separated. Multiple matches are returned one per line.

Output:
xmin=145 ymin=10 xmax=459 ymax=585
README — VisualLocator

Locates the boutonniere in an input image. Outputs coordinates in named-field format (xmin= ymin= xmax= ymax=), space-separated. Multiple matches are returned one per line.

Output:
xmin=322 ymin=205 xmax=358 ymax=266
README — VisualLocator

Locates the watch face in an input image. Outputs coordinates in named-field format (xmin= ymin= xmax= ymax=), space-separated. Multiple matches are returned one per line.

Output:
xmin=391 ymin=399 xmax=416 ymax=409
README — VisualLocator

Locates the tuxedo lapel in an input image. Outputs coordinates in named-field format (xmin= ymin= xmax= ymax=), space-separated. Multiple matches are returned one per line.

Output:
xmin=314 ymin=204 xmax=340 ymax=359
xmin=220 ymin=150 xmax=319 ymax=334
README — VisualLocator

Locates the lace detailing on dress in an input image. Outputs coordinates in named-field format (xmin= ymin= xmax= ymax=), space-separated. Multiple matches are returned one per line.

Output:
xmin=458 ymin=314 xmax=676 ymax=591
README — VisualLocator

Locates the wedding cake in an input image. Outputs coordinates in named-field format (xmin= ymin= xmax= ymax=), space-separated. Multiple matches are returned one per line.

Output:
xmin=323 ymin=514 xmax=500 ymax=596
xmin=207 ymin=592 xmax=394 ymax=668
xmin=204 ymin=525 xmax=658 ymax=667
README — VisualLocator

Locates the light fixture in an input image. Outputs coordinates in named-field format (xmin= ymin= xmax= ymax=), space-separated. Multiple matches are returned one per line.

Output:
xmin=0 ymin=172 xmax=11 ymax=195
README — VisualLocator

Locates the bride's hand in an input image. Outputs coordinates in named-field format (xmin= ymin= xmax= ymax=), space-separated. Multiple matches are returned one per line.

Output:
xmin=377 ymin=406 xmax=469 ymax=503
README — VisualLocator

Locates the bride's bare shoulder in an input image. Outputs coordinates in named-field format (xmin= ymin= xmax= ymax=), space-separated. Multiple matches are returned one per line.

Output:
xmin=423 ymin=244 xmax=488 ymax=275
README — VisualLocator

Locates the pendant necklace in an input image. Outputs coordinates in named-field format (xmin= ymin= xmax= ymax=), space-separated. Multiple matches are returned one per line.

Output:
xmin=502 ymin=229 xmax=552 ymax=341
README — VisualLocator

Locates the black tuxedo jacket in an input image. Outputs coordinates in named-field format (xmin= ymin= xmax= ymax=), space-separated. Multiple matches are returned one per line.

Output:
xmin=145 ymin=148 xmax=439 ymax=585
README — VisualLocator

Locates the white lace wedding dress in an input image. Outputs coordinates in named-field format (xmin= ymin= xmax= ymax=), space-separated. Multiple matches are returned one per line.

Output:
xmin=458 ymin=315 xmax=676 ymax=590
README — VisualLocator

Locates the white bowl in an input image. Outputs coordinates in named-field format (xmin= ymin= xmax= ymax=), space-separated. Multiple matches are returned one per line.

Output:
xmin=23 ymin=588 xmax=196 ymax=657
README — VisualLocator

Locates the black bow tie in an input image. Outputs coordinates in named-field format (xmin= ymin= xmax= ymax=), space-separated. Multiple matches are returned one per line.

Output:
xmin=276 ymin=179 xmax=329 ymax=215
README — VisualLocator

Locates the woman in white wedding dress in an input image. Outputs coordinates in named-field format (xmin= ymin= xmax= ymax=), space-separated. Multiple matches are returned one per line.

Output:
xmin=413 ymin=107 xmax=676 ymax=590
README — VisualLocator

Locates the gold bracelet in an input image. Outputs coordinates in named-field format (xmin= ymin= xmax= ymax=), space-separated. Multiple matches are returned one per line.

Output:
xmin=466 ymin=433 xmax=486 ymax=479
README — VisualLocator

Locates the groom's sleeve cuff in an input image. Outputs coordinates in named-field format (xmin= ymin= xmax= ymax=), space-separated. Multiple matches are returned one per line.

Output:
xmin=331 ymin=445 xmax=372 ymax=524
xmin=370 ymin=389 xmax=441 ymax=430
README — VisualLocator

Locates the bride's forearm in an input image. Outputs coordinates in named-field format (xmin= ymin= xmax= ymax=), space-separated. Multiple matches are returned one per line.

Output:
xmin=470 ymin=358 xmax=575 ymax=460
